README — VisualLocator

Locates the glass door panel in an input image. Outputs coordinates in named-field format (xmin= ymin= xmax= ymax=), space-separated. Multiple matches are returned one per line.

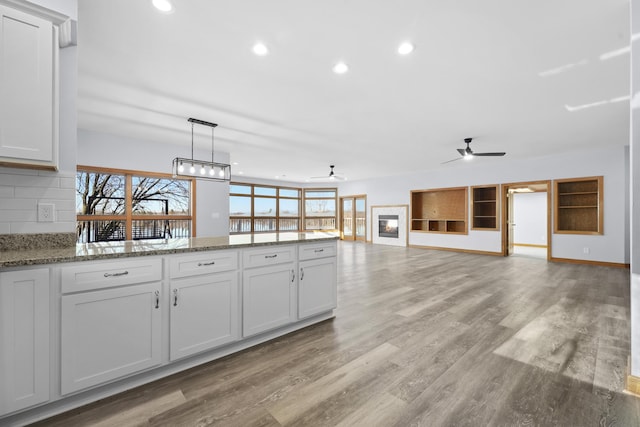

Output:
xmin=341 ymin=199 xmax=354 ymax=239
xmin=355 ymin=198 xmax=366 ymax=241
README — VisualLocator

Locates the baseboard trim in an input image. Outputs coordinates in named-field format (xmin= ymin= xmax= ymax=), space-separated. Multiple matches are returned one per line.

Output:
xmin=408 ymin=244 xmax=503 ymax=257
xmin=626 ymin=362 xmax=640 ymax=397
xmin=550 ymin=257 xmax=630 ymax=269
xmin=513 ymin=243 xmax=547 ymax=248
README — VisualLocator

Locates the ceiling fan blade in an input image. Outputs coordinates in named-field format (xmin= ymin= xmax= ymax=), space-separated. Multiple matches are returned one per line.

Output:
xmin=456 ymin=148 xmax=466 ymax=156
xmin=473 ymin=152 xmax=506 ymax=157
xmin=441 ymin=157 xmax=463 ymax=164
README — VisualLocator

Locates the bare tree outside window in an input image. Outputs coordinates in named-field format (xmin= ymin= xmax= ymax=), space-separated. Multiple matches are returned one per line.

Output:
xmin=76 ymin=169 xmax=193 ymax=243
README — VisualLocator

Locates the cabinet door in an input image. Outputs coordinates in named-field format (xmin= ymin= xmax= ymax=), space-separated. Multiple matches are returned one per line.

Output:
xmin=0 ymin=269 xmax=49 ymax=415
xmin=170 ymin=272 xmax=240 ymax=361
xmin=243 ymin=263 xmax=296 ymax=337
xmin=0 ymin=5 xmax=55 ymax=167
xmin=299 ymin=257 xmax=337 ymax=319
xmin=61 ymin=283 xmax=162 ymax=395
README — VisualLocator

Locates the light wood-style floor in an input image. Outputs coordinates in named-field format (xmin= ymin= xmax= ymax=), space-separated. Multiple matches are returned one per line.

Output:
xmin=34 ymin=242 xmax=640 ymax=426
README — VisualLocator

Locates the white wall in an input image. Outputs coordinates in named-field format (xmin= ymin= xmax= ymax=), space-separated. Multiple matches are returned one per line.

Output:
xmin=513 ymin=192 xmax=547 ymax=246
xmin=77 ymin=129 xmax=230 ymax=237
xmin=0 ymin=0 xmax=77 ymax=235
xmin=630 ymin=0 xmax=640 ymax=377
xmin=338 ymin=145 xmax=629 ymax=264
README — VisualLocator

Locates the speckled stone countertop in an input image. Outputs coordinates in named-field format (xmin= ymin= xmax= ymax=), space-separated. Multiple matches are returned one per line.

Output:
xmin=0 ymin=232 xmax=339 ymax=268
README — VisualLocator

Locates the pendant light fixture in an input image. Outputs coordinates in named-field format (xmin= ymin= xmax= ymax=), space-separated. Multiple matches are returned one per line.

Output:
xmin=172 ymin=118 xmax=231 ymax=181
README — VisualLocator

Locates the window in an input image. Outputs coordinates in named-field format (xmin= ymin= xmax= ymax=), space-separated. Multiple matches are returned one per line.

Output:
xmin=229 ymin=183 xmax=338 ymax=234
xmin=230 ymin=183 xmax=301 ymax=233
xmin=76 ymin=166 xmax=194 ymax=243
xmin=304 ymin=189 xmax=337 ymax=230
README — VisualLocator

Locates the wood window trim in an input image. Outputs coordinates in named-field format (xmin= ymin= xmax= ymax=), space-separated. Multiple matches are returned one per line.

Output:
xmin=230 ymin=182 xmax=302 ymax=234
xmin=77 ymin=165 xmax=196 ymax=238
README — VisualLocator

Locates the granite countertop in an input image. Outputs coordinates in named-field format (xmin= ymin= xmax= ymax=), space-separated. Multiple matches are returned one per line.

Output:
xmin=0 ymin=232 xmax=339 ymax=268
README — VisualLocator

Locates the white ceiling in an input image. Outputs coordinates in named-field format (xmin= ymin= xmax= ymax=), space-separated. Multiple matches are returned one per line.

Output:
xmin=77 ymin=0 xmax=631 ymax=183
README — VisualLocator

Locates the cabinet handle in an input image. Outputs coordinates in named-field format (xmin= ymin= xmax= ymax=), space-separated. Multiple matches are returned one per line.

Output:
xmin=104 ymin=271 xmax=129 ymax=278
xmin=265 ymin=254 xmax=278 ymax=259
xmin=154 ymin=290 xmax=160 ymax=309
xmin=314 ymin=249 xmax=324 ymax=253
xmin=173 ymin=288 xmax=178 ymax=307
xmin=300 ymin=267 xmax=305 ymax=280
xmin=198 ymin=261 xmax=215 ymax=266
xmin=291 ymin=269 xmax=295 ymax=283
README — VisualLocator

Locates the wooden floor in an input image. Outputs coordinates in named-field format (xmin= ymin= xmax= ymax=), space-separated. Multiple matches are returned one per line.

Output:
xmin=34 ymin=242 xmax=640 ymax=426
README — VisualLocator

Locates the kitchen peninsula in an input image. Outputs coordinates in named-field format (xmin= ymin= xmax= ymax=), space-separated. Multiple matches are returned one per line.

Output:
xmin=0 ymin=232 xmax=338 ymax=426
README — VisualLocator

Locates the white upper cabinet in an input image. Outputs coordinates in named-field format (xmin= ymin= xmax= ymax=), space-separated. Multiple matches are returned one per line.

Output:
xmin=0 ymin=1 xmax=58 ymax=169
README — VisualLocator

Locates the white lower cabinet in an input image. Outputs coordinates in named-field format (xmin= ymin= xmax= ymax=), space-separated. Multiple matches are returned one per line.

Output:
xmin=298 ymin=257 xmax=337 ymax=319
xmin=242 ymin=245 xmax=297 ymax=337
xmin=60 ymin=282 xmax=162 ymax=395
xmin=0 ymin=269 xmax=50 ymax=416
xmin=0 ymin=239 xmax=339 ymax=424
xmin=170 ymin=271 xmax=239 ymax=361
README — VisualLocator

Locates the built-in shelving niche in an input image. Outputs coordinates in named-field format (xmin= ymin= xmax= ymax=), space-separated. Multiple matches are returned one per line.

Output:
xmin=471 ymin=185 xmax=499 ymax=231
xmin=554 ymin=176 xmax=603 ymax=235
xmin=410 ymin=187 xmax=468 ymax=235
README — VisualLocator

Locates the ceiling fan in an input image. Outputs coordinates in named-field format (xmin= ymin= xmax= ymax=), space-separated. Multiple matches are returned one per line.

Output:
xmin=311 ymin=165 xmax=346 ymax=181
xmin=442 ymin=138 xmax=506 ymax=164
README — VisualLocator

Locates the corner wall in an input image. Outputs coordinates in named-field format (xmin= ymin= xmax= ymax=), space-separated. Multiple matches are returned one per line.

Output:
xmin=630 ymin=0 xmax=640 ymax=377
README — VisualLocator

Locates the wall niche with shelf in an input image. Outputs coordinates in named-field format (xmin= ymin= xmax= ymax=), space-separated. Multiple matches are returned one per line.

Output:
xmin=410 ymin=187 xmax=468 ymax=234
xmin=554 ymin=176 xmax=603 ymax=235
xmin=471 ymin=185 xmax=499 ymax=231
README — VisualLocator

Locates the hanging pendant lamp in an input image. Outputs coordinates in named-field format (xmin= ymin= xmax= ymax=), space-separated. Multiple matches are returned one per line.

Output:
xmin=172 ymin=118 xmax=231 ymax=181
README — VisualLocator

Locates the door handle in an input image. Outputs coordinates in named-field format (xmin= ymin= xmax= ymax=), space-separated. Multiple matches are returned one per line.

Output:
xmin=154 ymin=290 xmax=160 ymax=309
xmin=300 ymin=267 xmax=305 ymax=280
xmin=173 ymin=288 xmax=178 ymax=307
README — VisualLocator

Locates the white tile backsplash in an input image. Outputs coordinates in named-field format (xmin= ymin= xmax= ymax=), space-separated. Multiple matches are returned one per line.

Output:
xmin=0 ymin=169 xmax=75 ymax=234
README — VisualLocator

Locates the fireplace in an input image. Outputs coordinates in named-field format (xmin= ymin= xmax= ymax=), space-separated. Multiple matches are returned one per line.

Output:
xmin=379 ymin=215 xmax=399 ymax=238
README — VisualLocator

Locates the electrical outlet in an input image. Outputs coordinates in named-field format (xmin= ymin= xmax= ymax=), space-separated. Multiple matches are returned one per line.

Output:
xmin=583 ymin=247 xmax=590 ymax=254
xmin=38 ymin=203 xmax=55 ymax=222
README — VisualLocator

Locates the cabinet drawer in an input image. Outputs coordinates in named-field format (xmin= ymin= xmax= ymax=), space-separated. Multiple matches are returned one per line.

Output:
xmin=169 ymin=250 xmax=238 ymax=279
xmin=243 ymin=245 xmax=295 ymax=269
xmin=298 ymin=241 xmax=337 ymax=261
xmin=61 ymin=258 xmax=162 ymax=294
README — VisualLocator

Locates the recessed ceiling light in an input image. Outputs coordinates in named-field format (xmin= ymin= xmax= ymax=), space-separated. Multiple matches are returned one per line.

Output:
xmin=252 ymin=42 xmax=269 ymax=56
xmin=151 ymin=0 xmax=173 ymax=13
xmin=333 ymin=62 xmax=349 ymax=74
xmin=398 ymin=42 xmax=414 ymax=55
xmin=232 ymin=162 xmax=239 ymax=165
